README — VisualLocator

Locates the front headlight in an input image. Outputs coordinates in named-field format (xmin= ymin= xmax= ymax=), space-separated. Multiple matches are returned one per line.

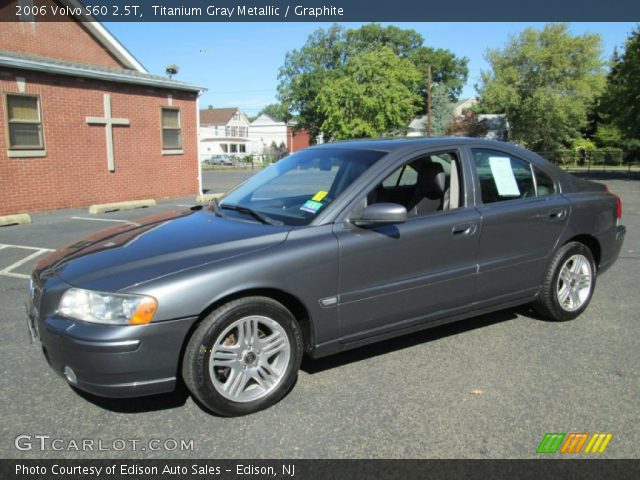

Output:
xmin=57 ymin=288 xmax=158 ymax=325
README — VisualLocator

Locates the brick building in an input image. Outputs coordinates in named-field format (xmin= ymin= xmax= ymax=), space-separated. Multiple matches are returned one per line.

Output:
xmin=0 ymin=0 xmax=203 ymax=216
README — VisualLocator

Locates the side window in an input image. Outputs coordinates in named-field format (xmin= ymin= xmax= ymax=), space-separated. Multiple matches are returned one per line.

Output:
xmin=367 ymin=151 xmax=462 ymax=217
xmin=382 ymin=164 xmax=418 ymax=188
xmin=534 ymin=167 xmax=555 ymax=197
xmin=6 ymin=94 xmax=44 ymax=150
xmin=161 ymin=107 xmax=182 ymax=151
xmin=472 ymin=149 xmax=535 ymax=204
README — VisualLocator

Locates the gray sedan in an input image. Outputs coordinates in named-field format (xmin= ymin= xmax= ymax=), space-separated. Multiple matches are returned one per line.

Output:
xmin=27 ymin=138 xmax=625 ymax=416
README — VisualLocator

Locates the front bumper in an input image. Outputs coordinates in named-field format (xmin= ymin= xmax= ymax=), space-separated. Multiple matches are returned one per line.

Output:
xmin=27 ymin=303 xmax=198 ymax=398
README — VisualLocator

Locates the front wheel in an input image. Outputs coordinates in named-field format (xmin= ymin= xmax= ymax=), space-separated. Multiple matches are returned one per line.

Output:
xmin=182 ymin=297 xmax=303 ymax=416
xmin=533 ymin=242 xmax=596 ymax=321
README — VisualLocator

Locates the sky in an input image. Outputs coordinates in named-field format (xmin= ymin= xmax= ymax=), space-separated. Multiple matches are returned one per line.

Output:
xmin=107 ymin=22 xmax=638 ymax=114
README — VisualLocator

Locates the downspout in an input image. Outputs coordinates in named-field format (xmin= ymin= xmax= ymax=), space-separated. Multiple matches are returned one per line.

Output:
xmin=196 ymin=91 xmax=203 ymax=195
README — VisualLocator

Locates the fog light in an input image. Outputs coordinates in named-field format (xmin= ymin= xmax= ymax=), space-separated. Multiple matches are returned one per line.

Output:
xmin=63 ymin=366 xmax=77 ymax=385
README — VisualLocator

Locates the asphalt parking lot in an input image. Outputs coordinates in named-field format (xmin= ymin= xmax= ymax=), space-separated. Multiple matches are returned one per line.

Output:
xmin=1 ymin=172 xmax=638 ymax=459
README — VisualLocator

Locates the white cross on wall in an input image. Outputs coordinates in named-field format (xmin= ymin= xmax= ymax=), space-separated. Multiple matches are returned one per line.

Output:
xmin=86 ymin=94 xmax=130 ymax=172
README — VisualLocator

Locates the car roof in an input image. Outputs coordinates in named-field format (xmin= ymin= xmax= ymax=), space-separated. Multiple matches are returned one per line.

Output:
xmin=309 ymin=136 xmax=561 ymax=170
xmin=309 ymin=137 xmax=523 ymax=153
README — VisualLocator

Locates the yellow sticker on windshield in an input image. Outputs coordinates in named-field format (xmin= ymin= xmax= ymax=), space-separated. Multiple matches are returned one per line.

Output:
xmin=312 ymin=191 xmax=328 ymax=202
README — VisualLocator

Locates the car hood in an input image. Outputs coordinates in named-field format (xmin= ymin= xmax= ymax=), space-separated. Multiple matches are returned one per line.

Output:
xmin=33 ymin=208 xmax=291 ymax=292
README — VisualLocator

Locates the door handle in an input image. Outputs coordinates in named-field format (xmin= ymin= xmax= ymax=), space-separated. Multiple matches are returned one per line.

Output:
xmin=452 ymin=223 xmax=477 ymax=236
xmin=548 ymin=208 xmax=566 ymax=220
xmin=533 ymin=208 xmax=566 ymax=220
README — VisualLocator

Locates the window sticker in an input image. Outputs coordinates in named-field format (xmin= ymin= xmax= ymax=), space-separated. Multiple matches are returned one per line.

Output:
xmin=312 ymin=190 xmax=329 ymax=202
xmin=489 ymin=157 xmax=520 ymax=196
xmin=300 ymin=200 xmax=323 ymax=213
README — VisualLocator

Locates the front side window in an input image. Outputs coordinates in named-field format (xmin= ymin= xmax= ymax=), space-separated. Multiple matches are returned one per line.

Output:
xmin=472 ymin=149 xmax=535 ymax=203
xmin=6 ymin=94 xmax=43 ymax=150
xmin=221 ymin=148 xmax=385 ymax=226
xmin=161 ymin=108 xmax=181 ymax=150
xmin=367 ymin=151 xmax=462 ymax=217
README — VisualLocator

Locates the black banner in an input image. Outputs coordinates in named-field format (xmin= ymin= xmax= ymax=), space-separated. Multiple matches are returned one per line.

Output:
xmin=3 ymin=459 xmax=640 ymax=480
xmin=1 ymin=0 xmax=639 ymax=22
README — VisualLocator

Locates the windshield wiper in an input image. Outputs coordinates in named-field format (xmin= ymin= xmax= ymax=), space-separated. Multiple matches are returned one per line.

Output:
xmin=220 ymin=203 xmax=283 ymax=226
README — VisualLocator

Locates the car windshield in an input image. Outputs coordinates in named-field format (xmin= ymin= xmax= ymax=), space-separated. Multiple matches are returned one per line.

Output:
xmin=220 ymin=148 xmax=386 ymax=226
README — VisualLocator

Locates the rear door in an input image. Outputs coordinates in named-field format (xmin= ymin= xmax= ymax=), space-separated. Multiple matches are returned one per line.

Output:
xmin=469 ymin=147 xmax=569 ymax=303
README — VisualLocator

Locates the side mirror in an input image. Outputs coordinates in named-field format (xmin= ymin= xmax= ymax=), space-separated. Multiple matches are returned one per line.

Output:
xmin=353 ymin=203 xmax=407 ymax=228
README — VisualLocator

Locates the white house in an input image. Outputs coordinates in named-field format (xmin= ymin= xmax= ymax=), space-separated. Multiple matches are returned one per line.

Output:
xmin=248 ymin=114 xmax=293 ymax=154
xmin=199 ymin=107 xmax=251 ymax=162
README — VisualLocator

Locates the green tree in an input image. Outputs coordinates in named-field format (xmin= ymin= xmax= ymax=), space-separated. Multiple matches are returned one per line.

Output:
xmin=277 ymin=25 xmax=346 ymax=140
xmin=277 ymin=23 xmax=468 ymax=140
xmin=430 ymin=85 xmax=454 ymax=136
xmin=477 ymin=23 xmax=605 ymax=152
xmin=598 ymin=28 xmax=640 ymax=142
xmin=316 ymin=48 xmax=421 ymax=139
xmin=345 ymin=24 xmax=468 ymax=103
xmin=344 ymin=23 xmax=423 ymax=57
xmin=409 ymin=47 xmax=468 ymax=104
xmin=593 ymin=123 xmax=624 ymax=149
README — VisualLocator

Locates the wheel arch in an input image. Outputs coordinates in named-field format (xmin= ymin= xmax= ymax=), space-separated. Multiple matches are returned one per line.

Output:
xmin=564 ymin=234 xmax=601 ymax=270
xmin=182 ymin=288 xmax=315 ymax=359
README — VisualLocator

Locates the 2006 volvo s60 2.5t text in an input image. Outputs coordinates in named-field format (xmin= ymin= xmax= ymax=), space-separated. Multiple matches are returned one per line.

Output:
xmin=27 ymin=138 xmax=625 ymax=416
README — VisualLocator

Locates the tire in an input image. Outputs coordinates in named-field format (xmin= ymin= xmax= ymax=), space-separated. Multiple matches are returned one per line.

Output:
xmin=533 ymin=241 xmax=597 ymax=321
xmin=182 ymin=296 xmax=303 ymax=416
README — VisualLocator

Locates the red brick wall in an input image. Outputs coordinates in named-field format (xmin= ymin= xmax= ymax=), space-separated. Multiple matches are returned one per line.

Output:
xmin=0 ymin=70 xmax=199 ymax=215
xmin=0 ymin=0 xmax=124 ymax=69
xmin=287 ymin=127 xmax=311 ymax=152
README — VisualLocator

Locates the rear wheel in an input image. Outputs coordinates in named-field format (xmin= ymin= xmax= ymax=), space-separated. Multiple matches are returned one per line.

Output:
xmin=533 ymin=242 xmax=596 ymax=321
xmin=183 ymin=296 xmax=303 ymax=416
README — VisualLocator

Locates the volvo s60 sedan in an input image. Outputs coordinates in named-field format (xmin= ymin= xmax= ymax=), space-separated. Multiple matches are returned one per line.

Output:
xmin=27 ymin=138 xmax=626 ymax=416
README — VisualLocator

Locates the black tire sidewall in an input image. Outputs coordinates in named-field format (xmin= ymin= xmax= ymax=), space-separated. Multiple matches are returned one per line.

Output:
xmin=185 ymin=297 xmax=302 ymax=416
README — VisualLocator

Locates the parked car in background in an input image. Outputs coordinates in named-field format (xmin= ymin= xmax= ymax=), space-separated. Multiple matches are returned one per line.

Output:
xmin=28 ymin=138 xmax=625 ymax=416
xmin=204 ymin=155 xmax=235 ymax=166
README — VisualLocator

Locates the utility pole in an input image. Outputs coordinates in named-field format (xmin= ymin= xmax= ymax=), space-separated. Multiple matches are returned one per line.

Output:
xmin=427 ymin=65 xmax=433 ymax=136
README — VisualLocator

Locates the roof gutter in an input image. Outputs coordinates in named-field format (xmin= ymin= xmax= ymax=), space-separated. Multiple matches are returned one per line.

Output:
xmin=0 ymin=55 xmax=204 ymax=93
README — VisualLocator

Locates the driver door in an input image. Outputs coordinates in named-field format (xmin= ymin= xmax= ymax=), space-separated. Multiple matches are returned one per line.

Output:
xmin=334 ymin=151 xmax=480 ymax=341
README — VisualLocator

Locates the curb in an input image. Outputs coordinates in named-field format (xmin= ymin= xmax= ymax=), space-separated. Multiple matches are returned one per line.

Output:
xmin=196 ymin=193 xmax=224 ymax=203
xmin=89 ymin=199 xmax=156 ymax=214
xmin=0 ymin=213 xmax=32 ymax=227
